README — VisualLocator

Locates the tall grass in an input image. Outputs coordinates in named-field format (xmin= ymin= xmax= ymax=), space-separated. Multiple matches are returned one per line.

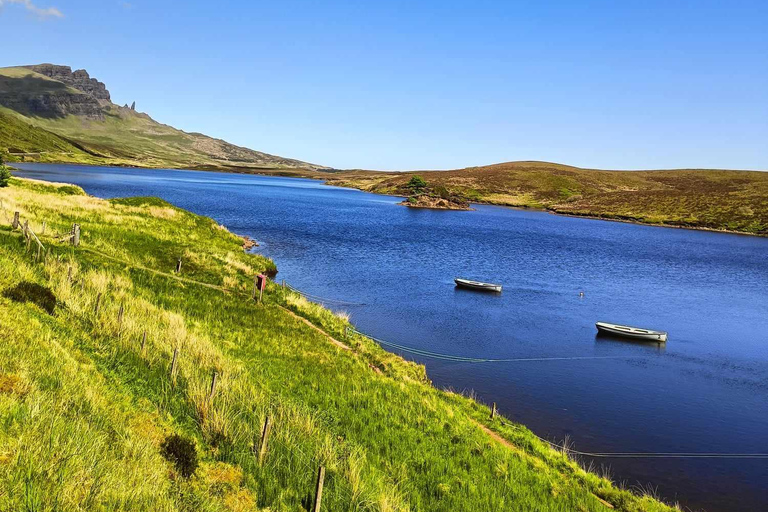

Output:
xmin=0 ymin=178 xmax=678 ymax=511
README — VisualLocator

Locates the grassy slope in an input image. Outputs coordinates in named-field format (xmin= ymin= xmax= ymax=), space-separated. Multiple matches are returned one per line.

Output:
xmin=0 ymin=108 xmax=107 ymax=164
xmin=0 ymin=66 xmax=321 ymax=171
xmin=0 ymin=178 xmax=676 ymax=511
xmin=325 ymin=162 xmax=768 ymax=234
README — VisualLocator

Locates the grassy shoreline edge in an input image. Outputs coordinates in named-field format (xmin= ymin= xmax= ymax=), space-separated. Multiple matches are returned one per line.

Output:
xmin=0 ymin=176 xmax=678 ymax=511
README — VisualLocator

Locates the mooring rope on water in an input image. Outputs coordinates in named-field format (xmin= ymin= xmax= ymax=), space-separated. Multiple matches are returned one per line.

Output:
xmin=516 ymin=426 xmax=768 ymax=459
xmin=346 ymin=327 xmax=645 ymax=364
xmin=285 ymin=283 xmax=366 ymax=306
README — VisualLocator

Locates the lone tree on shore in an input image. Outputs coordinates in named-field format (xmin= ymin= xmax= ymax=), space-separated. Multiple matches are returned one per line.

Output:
xmin=407 ymin=175 xmax=427 ymax=193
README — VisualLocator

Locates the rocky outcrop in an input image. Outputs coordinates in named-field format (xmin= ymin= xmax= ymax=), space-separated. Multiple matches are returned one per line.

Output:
xmin=399 ymin=194 xmax=473 ymax=210
xmin=24 ymin=64 xmax=111 ymax=101
xmin=0 ymin=70 xmax=104 ymax=119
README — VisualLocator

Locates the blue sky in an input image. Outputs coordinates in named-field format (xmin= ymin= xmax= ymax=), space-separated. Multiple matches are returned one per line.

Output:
xmin=2 ymin=0 xmax=767 ymax=170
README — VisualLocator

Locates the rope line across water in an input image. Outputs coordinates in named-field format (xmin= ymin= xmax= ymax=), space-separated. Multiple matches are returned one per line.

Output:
xmin=516 ymin=426 xmax=768 ymax=459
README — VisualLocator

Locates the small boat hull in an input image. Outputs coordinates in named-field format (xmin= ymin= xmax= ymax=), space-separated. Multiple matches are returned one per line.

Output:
xmin=596 ymin=322 xmax=668 ymax=342
xmin=454 ymin=278 xmax=502 ymax=293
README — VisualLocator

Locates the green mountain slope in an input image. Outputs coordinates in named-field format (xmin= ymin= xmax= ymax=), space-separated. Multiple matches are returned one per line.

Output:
xmin=0 ymin=65 xmax=322 ymax=171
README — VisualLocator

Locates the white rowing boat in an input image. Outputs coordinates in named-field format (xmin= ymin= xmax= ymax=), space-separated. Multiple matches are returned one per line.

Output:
xmin=454 ymin=278 xmax=502 ymax=293
xmin=595 ymin=322 xmax=668 ymax=342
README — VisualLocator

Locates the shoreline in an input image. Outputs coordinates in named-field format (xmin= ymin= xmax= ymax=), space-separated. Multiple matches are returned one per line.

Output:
xmin=11 ymin=160 xmax=767 ymax=238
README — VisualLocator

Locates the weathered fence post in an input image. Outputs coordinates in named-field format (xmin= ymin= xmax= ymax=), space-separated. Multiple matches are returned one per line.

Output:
xmin=170 ymin=348 xmax=179 ymax=384
xmin=117 ymin=304 xmax=124 ymax=333
xmin=208 ymin=370 xmax=218 ymax=402
xmin=252 ymin=275 xmax=258 ymax=300
xmin=257 ymin=415 xmax=272 ymax=465
xmin=140 ymin=331 xmax=147 ymax=355
xmin=490 ymin=402 xmax=497 ymax=420
xmin=12 ymin=211 xmax=19 ymax=229
xmin=72 ymin=224 xmax=80 ymax=247
xmin=313 ymin=465 xmax=326 ymax=512
xmin=94 ymin=293 xmax=102 ymax=315
xmin=175 ymin=258 xmax=182 ymax=274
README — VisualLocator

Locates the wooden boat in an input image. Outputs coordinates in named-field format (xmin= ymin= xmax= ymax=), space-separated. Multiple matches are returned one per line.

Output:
xmin=454 ymin=278 xmax=502 ymax=293
xmin=595 ymin=322 xmax=668 ymax=342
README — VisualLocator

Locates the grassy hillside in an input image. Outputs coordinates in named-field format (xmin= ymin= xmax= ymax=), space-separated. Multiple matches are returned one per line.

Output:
xmin=0 ymin=66 xmax=322 ymax=171
xmin=0 ymin=178 xmax=676 ymax=511
xmin=325 ymin=162 xmax=768 ymax=234
xmin=0 ymin=108 xmax=106 ymax=164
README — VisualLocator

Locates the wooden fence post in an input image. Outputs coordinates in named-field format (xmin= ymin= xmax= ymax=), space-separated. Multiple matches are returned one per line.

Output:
xmin=313 ymin=466 xmax=326 ymax=512
xmin=12 ymin=211 xmax=19 ymax=229
xmin=490 ymin=402 xmax=497 ymax=420
xmin=94 ymin=293 xmax=102 ymax=315
xmin=170 ymin=348 xmax=179 ymax=384
xmin=257 ymin=415 xmax=272 ymax=465
xmin=117 ymin=304 xmax=124 ymax=333
xmin=208 ymin=371 xmax=218 ymax=402
xmin=259 ymin=283 xmax=264 ymax=303
xmin=141 ymin=331 xmax=147 ymax=355
xmin=72 ymin=224 xmax=80 ymax=247
xmin=176 ymin=258 xmax=182 ymax=274
xmin=252 ymin=275 xmax=258 ymax=300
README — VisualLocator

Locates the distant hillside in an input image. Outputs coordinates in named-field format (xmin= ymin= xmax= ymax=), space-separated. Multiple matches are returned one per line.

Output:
xmin=0 ymin=64 xmax=324 ymax=171
xmin=325 ymin=161 xmax=768 ymax=235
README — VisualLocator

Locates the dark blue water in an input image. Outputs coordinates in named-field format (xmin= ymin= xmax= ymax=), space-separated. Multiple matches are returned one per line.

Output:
xmin=13 ymin=163 xmax=768 ymax=512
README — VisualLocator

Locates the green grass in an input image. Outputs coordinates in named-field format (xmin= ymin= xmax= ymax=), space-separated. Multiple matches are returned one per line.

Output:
xmin=0 ymin=178 xmax=678 ymax=511
xmin=0 ymin=108 xmax=104 ymax=164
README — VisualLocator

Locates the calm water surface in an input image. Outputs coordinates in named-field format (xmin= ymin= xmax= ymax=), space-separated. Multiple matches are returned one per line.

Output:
xmin=13 ymin=163 xmax=768 ymax=511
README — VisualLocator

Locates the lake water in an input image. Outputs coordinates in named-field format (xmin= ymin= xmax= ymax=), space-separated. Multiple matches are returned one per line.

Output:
xmin=12 ymin=163 xmax=768 ymax=511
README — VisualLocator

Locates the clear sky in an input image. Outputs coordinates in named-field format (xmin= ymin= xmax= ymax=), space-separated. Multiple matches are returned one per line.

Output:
xmin=2 ymin=0 xmax=767 ymax=170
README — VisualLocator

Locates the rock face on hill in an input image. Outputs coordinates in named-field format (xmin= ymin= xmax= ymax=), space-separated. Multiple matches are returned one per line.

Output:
xmin=0 ymin=65 xmax=105 ymax=119
xmin=0 ymin=63 xmax=325 ymax=170
xmin=24 ymin=64 xmax=111 ymax=101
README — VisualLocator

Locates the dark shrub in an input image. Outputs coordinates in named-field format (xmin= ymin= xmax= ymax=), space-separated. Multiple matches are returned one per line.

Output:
xmin=0 ymin=166 xmax=11 ymax=188
xmin=407 ymin=175 xmax=427 ymax=192
xmin=161 ymin=434 xmax=198 ymax=478
xmin=3 ymin=282 xmax=56 ymax=314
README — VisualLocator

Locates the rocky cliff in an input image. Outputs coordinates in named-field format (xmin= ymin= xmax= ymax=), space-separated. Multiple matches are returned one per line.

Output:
xmin=24 ymin=64 xmax=111 ymax=101
xmin=0 ymin=65 xmax=104 ymax=119
xmin=0 ymin=63 xmax=324 ymax=170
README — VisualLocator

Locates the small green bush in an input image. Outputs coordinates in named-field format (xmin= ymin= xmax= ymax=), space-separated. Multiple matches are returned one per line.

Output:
xmin=161 ymin=434 xmax=198 ymax=478
xmin=0 ymin=166 xmax=11 ymax=188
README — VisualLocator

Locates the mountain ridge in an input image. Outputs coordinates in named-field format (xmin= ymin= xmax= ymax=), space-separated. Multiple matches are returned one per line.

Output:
xmin=0 ymin=64 xmax=325 ymax=171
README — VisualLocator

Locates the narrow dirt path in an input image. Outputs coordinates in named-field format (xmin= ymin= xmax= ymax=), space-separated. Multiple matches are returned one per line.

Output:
xmin=277 ymin=305 xmax=351 ymax=351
